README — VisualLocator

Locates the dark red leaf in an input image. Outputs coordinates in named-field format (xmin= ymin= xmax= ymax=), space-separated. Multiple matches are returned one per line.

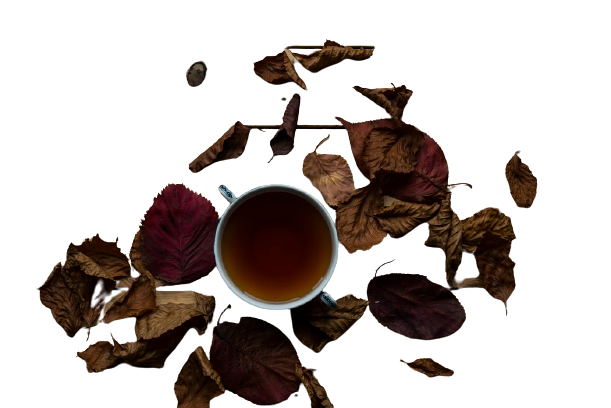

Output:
xmin=270 ymin=94 xmax=300 ymax=160
xmin=189 ymin=121 xmax=251 ymax=173
xmin=367 ymin=273 xmax=465 ymax=340
xmin=210 ymin=317 xmax=301 ymax=405
xmin=254 ymin=50 xmax=306 ymax=90
xmin=141 ymin=184 xmax=218 ymax=285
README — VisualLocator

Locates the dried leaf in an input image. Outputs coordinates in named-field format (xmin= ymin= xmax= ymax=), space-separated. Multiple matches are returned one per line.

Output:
xmin=186 ymin=61 xmax=207 ymax=87
xmin=293 ymin=40 xmax=374 ymax=73
xmin=39 ymin=263 xmax=83 ymax=337
xmin=270 ymin=93 xmax=300 ymax=160
xmin=458 ymin=231 xmax=516 ymax=313
xmin=102 ymin=271 xmax=156 ymax=323
xmin=336 ymin=117 xmax=400 ymax=179
xmin=461 ymin=207 xmax=515 ymax=253
xmin=372 ymin=200 xmax=441 ymax=238
xmin=254 ymin=50 xmax=307 ymax=89
xmin=335 ymin=181 xmax=386 ymax=253
xmin=189 ymin=121 xmax=251 ymax=173
xmin=381 ymin=132 xmax=449 ymax=203
xmin=175 ymin=347 xmax=225 ymax=408
xmin=67 ymin=234 xmax=130 ymax=280
xmin=362 ymin=124 xmax=424 ymax=178
xmin=141 ymin=184 xmax=219 ymax=285
xmin=303 ymin=135 xmax=355 ymax=208
xmin=291 ymin=295 xmax=368 ymax=352
xmin=210 ymin=317 xmax=301 ymax=405
xmin=368 ymin=273 xmax=466 ymax=340
xmin=354 ymin=85 xmax=412 ymax=121
xmin=401 ymin=358 xmax=454 ymax=377
xmin=127 ymin=229 xmax=167 ymax=287
xmin=295 ymin=366 xmax=334 ymax=408
xmin=506 ymin=150 xmax=537 ymax=208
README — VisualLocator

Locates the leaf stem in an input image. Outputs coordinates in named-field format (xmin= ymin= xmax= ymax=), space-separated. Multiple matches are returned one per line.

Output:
xmin=216 ymin=304 xmax=231 ymax=326
xmin=374 ymin=260 xmax=395 ymax=277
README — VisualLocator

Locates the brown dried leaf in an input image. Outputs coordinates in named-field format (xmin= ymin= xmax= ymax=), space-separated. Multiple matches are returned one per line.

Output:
xmin=254 ymin=50 xmax=307 ymax=90
xmin=458 ymin=231 xmax=516 ymax=313
xmin=102 ymin=270 xmax=156 ymax=324
xmin=189 ymin=121 xmax=251 ymax=173
xmin=303 ymin=135 xmax=355 ymax=208
xmin=295 ymin=366 xmax=334 ymax=408
xmin=293 ymin=40 xmax=374 ymax=73
xmin=291 ymin=295 xmax=368 ymax=352
xmin=336 ymin=181 xmax=386 ymax=253
xmin=270 ymin=94 xmax=300 ymax=160
xmin=506 ymin=150 xmax=537 ymax=208
xmin=372 ymin=200 xmax=441 ymax=238
xmin=68 ymin=234 xmax=131 ymax=280
xmin=335 ymin=117 xmax=401 ymax=179
xmin=39 ymin=263 xmax=84 ymax=337
xmin=186 ymin=61 xmax=207 ymax=87
xmin=175 ymin=347 xmax=225 ymax=408
xmin=354 ymin=85 xmax=412 ymax=121
xmin=461 ymin=207 xmax=515 ymax=253
xmin=362 ymin=124 xmax=425 ymax=178
xmin=401 ymin=358 xmax=454 ymax=377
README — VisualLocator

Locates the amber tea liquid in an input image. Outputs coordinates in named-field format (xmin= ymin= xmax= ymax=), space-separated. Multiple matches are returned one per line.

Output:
xmin=221 ymin=191 xmax=332 ymax=302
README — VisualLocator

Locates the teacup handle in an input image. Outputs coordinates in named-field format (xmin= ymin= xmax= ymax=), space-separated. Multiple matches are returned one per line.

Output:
xmin=219 ymin=185 xmax=237 ymax=204
xmin=318 ymin=292 xmax=337 ymax=309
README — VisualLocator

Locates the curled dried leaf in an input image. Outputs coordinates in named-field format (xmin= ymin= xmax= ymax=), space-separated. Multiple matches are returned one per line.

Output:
xmin=295 ymin=365 xmax=334 ymax=408
xmin=303 ymin=135 xmax=355 ymax=208
xmin=372 ymin=199 xmax=441 ymax=238
xmin=189 ymin=121 xmax=251 ymax=173
xmin=68 ymin=234 xmax=130 ymax=280
xmin=102 ymin=270 xmax=156 ymax=324
xmin=401 ymin=358 xmax=454 ymax=377
xmin=186 ymin=61 xmax=207 ymax=87
xmin=254 ymin=50 xmax=306 ymax=89
xmin=362 ymin=124 xmax=424 ymax=178
xmin=175 ymin=347 xmax=225 ymax=408
xmin=354 ymin=85 xmax=412 ymax=121
xmin=506 ymin=151 xmax=537 ymax=208
xmin=270 ymin=93 xmax=300 ymax=160
xmin=293 ymin=40 xmax=374 ymax=72
xmin=461 ymin=207 xmax=515 ymax=253
xmin=39 ymin=263 xmax=84 ymax=337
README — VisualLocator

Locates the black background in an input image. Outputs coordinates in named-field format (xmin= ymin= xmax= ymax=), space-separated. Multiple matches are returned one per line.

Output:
xmin=36 ymin=34 xmax=541 ymax=407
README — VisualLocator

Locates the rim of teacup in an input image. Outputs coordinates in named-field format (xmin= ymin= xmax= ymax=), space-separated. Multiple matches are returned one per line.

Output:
xmin=214 ymin=184 xmax=338 ymax=310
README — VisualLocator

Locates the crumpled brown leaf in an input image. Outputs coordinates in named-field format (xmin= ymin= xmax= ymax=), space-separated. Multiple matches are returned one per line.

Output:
xmin=354 ymin=85 xmax=412 ymax=121
xmin=291 ymin=294 xmax=368 ymax=352
xmin=67 ymin=234 xmax=131 ymax=281
xmin=270 ymin=93 xmax=300 ymax=161
xmin=372 ymin=199 xmax=441 ymax=238
xmin=254 ymin=49 xmax=306 ymax=90
xmin=335 ymin=181 xmax=386 ymax=253
xmin=189 ymin=121 xmax=252 ymax=173
xmin=461 ymin=207 xmax=515 ymax=253
xmin=293 ymin=40 xmax=374 ymax=73
xmin=39 ymin=263 xmax=85 ymax=337
xmin=401 ymin=358 xmax=454 ymax=377
xmin=77 ymin=291 xmax=215 ymax=372
xmin=295 ymin=365 xmax=334 ymax=408
xmin=362 ymin=124 xmax=424 ymax=178
xmin=506 ymin=150 xmax=537 ymax=208
xmin=303 ymin=135 xmax=355 ymax=208
xmin=102 ymin=270 xmax=156 ymax=323
xmin=457 ymin=231 xmax=516 ymax=314
xmin=175 ymin=346 xmax=225 ymax=408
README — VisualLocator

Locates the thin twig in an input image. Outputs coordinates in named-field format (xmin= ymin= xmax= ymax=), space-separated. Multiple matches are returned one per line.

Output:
xmin=245 ymin=125 xmax=345 ymax=130
xmin=374 ymin=260 xmax=395 ymax=277
xmin=285 ymin=45 xmax=375 ymax=50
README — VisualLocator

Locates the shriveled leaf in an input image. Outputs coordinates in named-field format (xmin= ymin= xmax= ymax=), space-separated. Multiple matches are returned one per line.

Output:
xmin=68 ymin=234 xmax=130 ymax=280
xmin=372 ymin=199 xmax=441 ymax=238
xmin=303 ymin=135 xmax=355 ymax=208
xmin=506 ymin=150 xmax=537 ymax=208
xmin=354 ymin=85 xmax=412 ymax=121
xmin=39 ymin=263 xmax=83 ymax=337
xmin=291 ymin=294 xmax=368 ymax=352
xmin=186 ymin=61 xmax=207 ymax=87
xmin=461 ymin=207 xmax=515 ymax=253
xmin=293 ymin=40 xmax=374 ymax=73
xmin=381 ymin=133 xmax=449 ymax=203
xmin=336 ymin=117 xmax=401 ymax=179
xmin=254 ymin=50 xmax=306 ymax=90
xmin=270 ymin=93 xmax=300 ymax=160
xmin=77 ymin=340 xmax=120 ymax=372
xmin=210 ymin=317 xmax=301 ymax=405
xmin=175 ymin=346 xmax=225 ymax=408
xmin=189 ymin=121 xmax=251 ymax=173
xmin=368 ymin=273 xmax=466 ymax=340
xmin=401 ymin=358 xmax=454 ymax=377
xmin=362 ymin=124 xmax=424 ymax=178
xmin=458 ymin=231 xmax=516 ymax=314
xmin=335 ymin=181 xmax=386 ymax=253
xmin=102 ymin=270 xmax=156 ymax=324
xmin=295 ymin=366 xmax=334 ymax=408
xmin=141 ymin=184 xmax=219 ymax=285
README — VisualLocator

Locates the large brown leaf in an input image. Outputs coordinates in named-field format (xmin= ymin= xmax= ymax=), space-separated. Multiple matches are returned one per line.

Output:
xmin=303 ymin=135 xmax=355 ymax=208
xmin=401 ymin=358 xmax=454 ymax=377
xmin=335 ymin=181 xmax=386 ymax=253
xmin=368 ymin=273 xmax=466 ymax=340
xmin=458 ymin=231 xmax=516 ymax=314
xmin=335 ymin=117 xmax=400 ymax=179
xmin=362 ymin=124 xmax=424 ymax=179
xmin=68 ymin=234 xmax=130 ymax=280
xmin=175 ymin=346 xmax=225 ymax=408
xmin=189 ymin=121 xmax=251 ymax=173
xmin=210 ymin=317 xmax=301 ymax=405
xmin=372 ymin=199 xmax=441 ymax=238
xmin=254 ymin=50 xmax=306 ymax=90
xmin=39 ymin=263 xmax=84 ymax=337
xmin=293 ymin=40 xmax=374 ymax=73
xmin=102 ymin=270 xmax=156 ymax=324
xmin=270 ymin=93 xmax=300 ymax=160
xmin=461 ymin=207 xmax=515 ymax=253
xmin=295 ymin=365 xmax=334 ymax=408
xmin=506 ymin=150 xmax=537 ymax=208
xmin=354 ymin=85 xmax=412 ymax=121
xmin=291 ymin=294 xmax=368 ymax=352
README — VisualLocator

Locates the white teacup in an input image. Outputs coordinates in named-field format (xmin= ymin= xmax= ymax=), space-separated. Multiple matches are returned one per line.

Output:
xmin=214 ymin=184 xmax=338 ymax=310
